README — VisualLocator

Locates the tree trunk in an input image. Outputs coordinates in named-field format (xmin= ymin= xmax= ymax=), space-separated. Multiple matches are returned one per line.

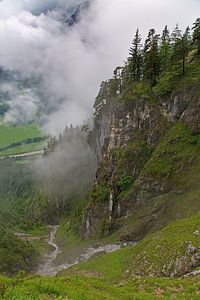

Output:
xmin=182 ymin=57 xmax=185 ymax=76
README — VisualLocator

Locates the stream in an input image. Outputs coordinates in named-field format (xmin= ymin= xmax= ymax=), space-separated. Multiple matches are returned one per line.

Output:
xmin=36 ymin=225 xmax=135 ymax=277
xmin=37 ymin=225 xmax=60 ymax=276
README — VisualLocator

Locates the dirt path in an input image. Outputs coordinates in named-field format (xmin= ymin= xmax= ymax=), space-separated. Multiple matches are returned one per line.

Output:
xmin=14 ymin=232 xmax=44 ymax=241
xmin=0 ymin=150 xmax=43 ymax=160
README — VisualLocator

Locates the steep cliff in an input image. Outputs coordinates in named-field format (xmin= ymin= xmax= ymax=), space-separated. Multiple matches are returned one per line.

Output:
xmin=81 ymin=58 xmax=200 ymax=241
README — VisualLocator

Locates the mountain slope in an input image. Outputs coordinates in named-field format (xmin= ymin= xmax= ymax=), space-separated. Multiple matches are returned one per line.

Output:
xmin=81 ymin=55 xmax=200 ymax=244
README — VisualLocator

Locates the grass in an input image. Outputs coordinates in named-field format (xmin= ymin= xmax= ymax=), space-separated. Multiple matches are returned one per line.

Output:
xmin=0 ymin=141 xmax=45 ymax=156
xmin=64 ymin=215 xmax=200 ymax=280
xmin=54 ymin=218 xmax=121 ymax=267
xmin=118 ymin=184 xmax=200 ymax=242
xmin=119 ymin=82 xmax=153 ymax=104
xmin=68 ymin=246 xmax=134 ymax=283
xmin=14 ymin=225 xmax=50 ymax=237
xmin=14 ymin=225 xmax=53 ymax=258
xmin=0 ymin=228 xmax=38 ymax=276
xmin=128 ymin=214 xmax=200 ymax=277
xmin=1 ymin=216 xmax=200 ymax=299
xmin=0 ymin=123 xmax=47 ymax=156
xmin=0 ymin=271 xmax=200 ymax=299
xmin=142 ymin=122 xmax=200 ymax=183
xmin=54 ymin=220 xmax=91 ymax=266
xmin=0 ymin=124 xmax=42 ymax=147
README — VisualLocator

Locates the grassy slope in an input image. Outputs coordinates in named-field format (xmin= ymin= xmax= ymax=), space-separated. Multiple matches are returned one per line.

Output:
xmin=0 ymin=207 xmax=52 ymax=275
xmin=0 ymin=141 xmax=45 ymax=156
xmin=16 ymin=226 xmax=53 ymax=265
xmin=0 ymin=215 xmax=195 ymax=299
xmin=116 ymin=122 xmax=200 ymax=241
xmin=0 ymin=227 xmax=38 ymax=276
xmin=0 ymin=124 xmax=41 ymax=147
xmin=0 ymin=216 xmax=200 ymax=299
xmin=0 ymin=275 xmax=200 ymax=299
xmin=54 ymin=219 xmax=120 ymax=266
xmin=0 ymin=123 xmax=47 ymax=156
xmin=0 ymin=157 xmax=47 ymax=275
xmin=65 ymin=215 xmax=200 ymax=278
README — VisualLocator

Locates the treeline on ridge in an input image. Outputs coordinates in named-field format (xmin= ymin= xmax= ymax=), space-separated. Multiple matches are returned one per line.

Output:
xmin=94 ymin=18 xmax=200 ymax=112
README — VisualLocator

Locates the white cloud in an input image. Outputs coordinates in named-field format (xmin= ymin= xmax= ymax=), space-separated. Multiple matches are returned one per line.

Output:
xmin=2 ymin=83 xmax=39 ymax=124
xmin=0 ymin=0 xmax=199 ymax=134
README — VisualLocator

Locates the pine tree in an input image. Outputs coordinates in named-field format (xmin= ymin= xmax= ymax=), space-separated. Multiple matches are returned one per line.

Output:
xmin=171 ymin=23 xmax=182 ymax=44
xmin=161 ymin=25 xmax=170 ymax=43
xmin=171 ymin=29 xmax=190 ymax=75
xmin=94 ymin=81 xmax=109 ymax=113
xmin=121 ymin=62 xmax=130 ymax=89
xmin=143 ymin=29 xmax=160 ymax=86
xmin=160 ymin=25 xmax=171 ymax=72
xmin=113 ymin=67 xmax=123 ymax=94
xmin=192 ymin=18 xmax=200 ymax=54
xmin=129 ymin=29 xmax=143 ymax=82
xmin=184 ymin=26 xmax=191 ymax=42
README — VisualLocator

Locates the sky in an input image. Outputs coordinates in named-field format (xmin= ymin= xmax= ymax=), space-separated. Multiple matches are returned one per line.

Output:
xmin=0 ymin=0 xmax=199 ymax=134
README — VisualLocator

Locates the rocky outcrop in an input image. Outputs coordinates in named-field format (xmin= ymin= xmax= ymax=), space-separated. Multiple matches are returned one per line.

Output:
xmin=81 ymin=80 xmax=200 ymax=240
xmin=162 ymin=242 xmax=200 ymax=277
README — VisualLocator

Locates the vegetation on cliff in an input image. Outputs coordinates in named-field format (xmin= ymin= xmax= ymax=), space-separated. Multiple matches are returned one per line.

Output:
xmin=82 ymin=18 xmax=200 ymax=243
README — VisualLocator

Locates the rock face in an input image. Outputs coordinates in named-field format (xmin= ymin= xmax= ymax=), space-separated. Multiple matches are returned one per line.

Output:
xmin=163 ymin=242 xmax=200 ymax=278
xmin=81 ymin=79 xmax=200 ymax=241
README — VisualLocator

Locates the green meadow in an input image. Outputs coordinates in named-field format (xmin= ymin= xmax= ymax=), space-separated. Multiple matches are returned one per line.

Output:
xmin=0 ymin=123 xmax=47 ymax=156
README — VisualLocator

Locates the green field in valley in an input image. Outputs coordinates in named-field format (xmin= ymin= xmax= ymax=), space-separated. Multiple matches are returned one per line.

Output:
xmin=0 ymin=123 xmax=48 ymax=156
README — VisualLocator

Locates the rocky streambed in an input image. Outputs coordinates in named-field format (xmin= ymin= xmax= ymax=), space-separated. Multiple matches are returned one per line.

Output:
xmin=35 ymin=225 xmax=135 ymax=276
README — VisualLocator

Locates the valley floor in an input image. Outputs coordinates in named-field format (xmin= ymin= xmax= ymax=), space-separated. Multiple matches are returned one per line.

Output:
xmin=1 ymin=215 xmax=199 ymax=300
xmin=0 ymin=274 xmax=200 ymax=299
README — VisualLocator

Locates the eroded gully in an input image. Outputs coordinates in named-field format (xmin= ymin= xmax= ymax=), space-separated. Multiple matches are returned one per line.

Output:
xmin=36 ymin=225 xmax=135 ymax=277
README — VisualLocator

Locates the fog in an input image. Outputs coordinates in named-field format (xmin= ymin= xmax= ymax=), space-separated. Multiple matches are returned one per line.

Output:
xmin=0 ymin=0 xmax=199 ymax=134
xmin=32 ymin=126 xmax=96 ymax=221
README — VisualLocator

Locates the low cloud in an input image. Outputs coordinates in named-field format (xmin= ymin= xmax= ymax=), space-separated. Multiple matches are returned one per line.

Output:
xmin=2 ymin=82 xmax=39 ymax=124
xmin=0 ymin=0 xmax=199 ymax=134
xmin=32 ymin=128 xmax=96 ymax=221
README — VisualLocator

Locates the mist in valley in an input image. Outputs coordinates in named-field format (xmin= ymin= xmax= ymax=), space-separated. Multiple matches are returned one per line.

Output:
xmin=0 ymin=0 xmax=199 ymax=219
xmin=32 ymin=126 xmax=96 ymax=222
xmin=0 ymin=0 xmax=199 ymax=133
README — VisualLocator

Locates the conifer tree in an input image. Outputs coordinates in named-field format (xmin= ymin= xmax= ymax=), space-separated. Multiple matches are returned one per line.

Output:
xmin=161 ymin=25 xmax=170 ymax=43
xmin=121 ymin=62 xmax=130 ymax=89
xmin=129 ymin=29 xmax=143 ymax=82
xmin=192 ymin=18 xmax=200 ymax=54
xmin=94 ymin=81 xmax=109 ymax=112
xmin=184 ymin=26 xmax=191 ymax=42
xmin=160 ymin=25 xmax=171 ymax=72
xmin=171 ymin=23 xmax=182 ymax=44
xmin=143 ymin=29 xmax=160 ymax=86
xmin=171 ymin=29 xmax=190 ymax=75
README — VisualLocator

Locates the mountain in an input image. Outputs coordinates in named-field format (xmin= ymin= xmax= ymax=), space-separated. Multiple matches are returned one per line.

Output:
xmin=82 ymin=65 xmax=200 ymax=240
xmin=76 ymin=39 xmax=200 ymax=277
xmin=1 ymin=15 xmax=200 ymax=300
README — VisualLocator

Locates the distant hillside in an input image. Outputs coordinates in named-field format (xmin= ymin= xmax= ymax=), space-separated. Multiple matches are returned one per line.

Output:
xmin=81 ymin=21 xmax=200 ymax=243
xmin=0 ymin=123 xmax=47 ymax=156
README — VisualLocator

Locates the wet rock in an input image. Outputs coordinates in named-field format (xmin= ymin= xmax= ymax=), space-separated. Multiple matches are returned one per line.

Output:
xmin=82 ymin=82 xmax=200 ymax=241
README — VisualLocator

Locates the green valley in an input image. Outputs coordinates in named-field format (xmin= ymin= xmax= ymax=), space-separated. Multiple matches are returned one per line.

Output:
xmin=0 ymin=4 xmax=200 ymax=300
xmin=0 ymin=123 xmax=47 ymax=156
